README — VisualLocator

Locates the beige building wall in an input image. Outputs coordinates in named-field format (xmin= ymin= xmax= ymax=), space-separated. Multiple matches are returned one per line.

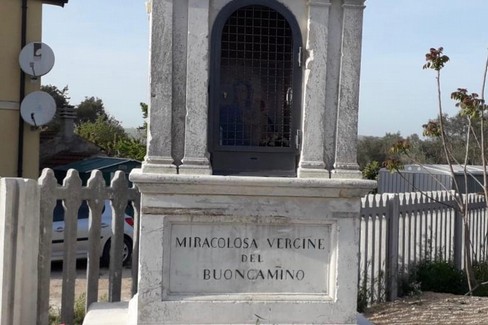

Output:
xmin=0 ymin=0 xmax=43 ymax=178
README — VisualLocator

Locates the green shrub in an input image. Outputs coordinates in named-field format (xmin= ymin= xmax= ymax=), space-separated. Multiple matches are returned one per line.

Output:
xmin=357 ymin=267 xmax=386 ymax=312
xmin=73 ymin=293 xmax=87 ymax=325
xmin=473 ymin=261 xmax=488 ymax=296
xmin=357 ymin=279 xmax=369 ymax=313
xmin=409 ymin=260 xmax=467 ymax=295
xmin=397 ymin=258 xmax=488 ymax=300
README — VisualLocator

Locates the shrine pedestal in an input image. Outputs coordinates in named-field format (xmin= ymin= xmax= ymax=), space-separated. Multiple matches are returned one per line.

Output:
xmin=127 ymin=170 xmax=374 ymax=324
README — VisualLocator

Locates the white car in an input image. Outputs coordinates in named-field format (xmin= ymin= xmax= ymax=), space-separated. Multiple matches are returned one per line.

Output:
xmin=51 ymin=200 xmax=134 ymax=265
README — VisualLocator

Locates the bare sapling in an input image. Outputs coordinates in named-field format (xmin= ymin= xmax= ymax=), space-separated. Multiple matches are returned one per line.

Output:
xmin=385 ymin=47 xmax=488 ymax=294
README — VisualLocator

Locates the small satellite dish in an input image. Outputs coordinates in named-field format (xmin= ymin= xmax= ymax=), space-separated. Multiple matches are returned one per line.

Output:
xmin=20 ymin=91 xmax=56 ymax=127
xmin=18 ymin=42 xmax=55 ymax=77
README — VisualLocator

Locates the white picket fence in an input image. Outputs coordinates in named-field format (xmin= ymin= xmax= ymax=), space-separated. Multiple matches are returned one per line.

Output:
xmin=2 ymin=172 xmax=488 ymax=324
xmin=0 ymin=169 xmax=140 ymax=325
xmin=359 ymin=191 xmax=488 ymax=304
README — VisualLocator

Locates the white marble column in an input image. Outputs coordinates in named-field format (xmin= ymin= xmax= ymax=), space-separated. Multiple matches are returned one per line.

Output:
xmin=179 ymin=0 xmax=212 ymax=175
xmin=298 ymin=0 xmax=332 ymax=178
xmin=143 ymin=0 xmax=177 ymax=174
xmin=332 ymin=0 xmax=365 ymax=179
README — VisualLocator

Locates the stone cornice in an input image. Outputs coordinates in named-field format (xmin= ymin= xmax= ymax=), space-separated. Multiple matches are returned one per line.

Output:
xmin=130 ymin=169 xmax=376 ymax=198
xmin=308 ymin=0 xmax=331 ymax=7
xmin=342 ymin=0 xmax=366 ymax=9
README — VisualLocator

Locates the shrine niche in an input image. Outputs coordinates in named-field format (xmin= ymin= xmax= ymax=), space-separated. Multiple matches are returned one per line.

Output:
xmin=142 ymin=0 xmax=366 ymax=179
xmin=209 ymin=2 xmax=302 ymax=176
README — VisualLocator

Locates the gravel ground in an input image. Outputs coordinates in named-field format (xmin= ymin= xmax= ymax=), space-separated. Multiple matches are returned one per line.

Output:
xmin=51 ymin=265 xmax=488 ymax=324
xmin=49 ymin=261 xmax=133 ymax=309
xmin=364 ymin=292 xmax=488 ymax=324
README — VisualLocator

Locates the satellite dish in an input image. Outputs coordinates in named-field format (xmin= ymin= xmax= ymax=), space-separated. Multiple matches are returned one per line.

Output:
xmin=20 ymin=91 xmax=56 ymax=127
xmin=18 ymin=42 xmax=55 ymax=77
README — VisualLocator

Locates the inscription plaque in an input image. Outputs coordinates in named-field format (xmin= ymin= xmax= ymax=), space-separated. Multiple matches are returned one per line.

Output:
xmin=167 ymin=222 xmax=332 ymax=295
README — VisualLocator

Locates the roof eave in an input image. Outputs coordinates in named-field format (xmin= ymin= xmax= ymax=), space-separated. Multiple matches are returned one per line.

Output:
xmin=42 ymin=0 xmax=69 ymax=7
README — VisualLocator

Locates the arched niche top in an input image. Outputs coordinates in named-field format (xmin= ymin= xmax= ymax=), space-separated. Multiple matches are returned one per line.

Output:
xmin=212 ymin=0 xmax=302 ymax=48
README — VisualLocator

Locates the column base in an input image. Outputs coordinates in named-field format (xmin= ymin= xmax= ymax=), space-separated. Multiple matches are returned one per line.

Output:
xmin=178 ymin=164 xmax=212 ymax=175
xmin=298 ymin=161 xmax=329 ymax=178
xmin=331 ymin=169 xmax=362 ymax=179
xmin=179 ymin=157 xmax=212 ymax=175
xmin=141 ymin=163 xmax=177 ymax=175
xmin=331 ymin=162 xmax=362 ymax=179
xmin=142 ymin=156 xmax=177 ymax=174
xmin=297 ymin=167 xmax=330 ymax=178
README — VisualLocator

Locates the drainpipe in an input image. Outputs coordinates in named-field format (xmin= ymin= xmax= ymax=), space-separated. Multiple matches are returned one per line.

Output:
xmin=17 ymin=0 xmax=28 ymax=177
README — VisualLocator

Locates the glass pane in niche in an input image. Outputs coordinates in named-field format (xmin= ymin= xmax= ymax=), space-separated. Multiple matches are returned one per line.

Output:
xmin=218 ymin=5 xmax=293 ymax=148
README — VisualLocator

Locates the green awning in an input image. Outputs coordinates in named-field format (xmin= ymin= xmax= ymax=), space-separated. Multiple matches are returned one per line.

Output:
xmin=53 ymin=157 xmax=141 ymax=174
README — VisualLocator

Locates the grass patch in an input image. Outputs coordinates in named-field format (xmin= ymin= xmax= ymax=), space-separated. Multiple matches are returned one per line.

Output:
xmin=49 ymin=293 xmax=86 ymax=325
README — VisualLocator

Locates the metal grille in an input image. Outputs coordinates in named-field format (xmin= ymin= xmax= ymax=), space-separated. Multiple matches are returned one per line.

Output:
xmin=219 ymin=5 xmax=294 ymax=148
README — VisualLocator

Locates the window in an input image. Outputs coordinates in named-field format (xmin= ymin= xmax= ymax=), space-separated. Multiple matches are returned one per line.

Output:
xmin=210 ymin=1 xmax=302 ymax=176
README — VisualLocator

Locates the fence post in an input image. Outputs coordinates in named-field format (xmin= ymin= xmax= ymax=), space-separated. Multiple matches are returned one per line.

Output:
xmin=0 ymin=178 xmax=40 ymax=325
xmin=385 ymin=194 xmax=399 ymax=301
xmin=108 ymin=171 xmax=129 ymax=302
xmin=453 ymin=207 xmax=463 ymax=270
xmin=130 ymin=188 xmax=141 ymax=296
xmin=37 ymin=169 xmax=58 ymax=325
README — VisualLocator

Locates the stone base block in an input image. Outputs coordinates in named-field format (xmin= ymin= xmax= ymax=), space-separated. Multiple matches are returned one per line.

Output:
xmin=82 ymin=302 xmax=129 ymax=325
xmin=128 ymin=171 xmax=375 ymax=324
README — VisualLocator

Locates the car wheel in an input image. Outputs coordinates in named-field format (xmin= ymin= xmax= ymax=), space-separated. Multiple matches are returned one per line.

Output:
xmin=101 ymin=236 xmax=133 ymax=267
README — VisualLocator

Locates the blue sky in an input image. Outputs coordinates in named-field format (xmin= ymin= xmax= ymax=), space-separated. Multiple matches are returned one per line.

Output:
xmin=42 ymin=0 xmax=149 ymax=129
xmin=42 ymin=0 xmax=488 ymax=137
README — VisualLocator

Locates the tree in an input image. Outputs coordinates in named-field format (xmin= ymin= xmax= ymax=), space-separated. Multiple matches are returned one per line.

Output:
xmin=75 ymin=96 xmax=108 ymax=126
xmin=115 ymin=102 xmax=148 ymax=160
xmin=139 ymin=102 xmax=148 ymax=127
xmin=40 ymin=84 xmax=71 ymax=132
xmin=136 ymin=102 xmax=148 ymax=144
xmin=75 ymin=101 xmax=147 ymax=161
xmin=358 ymin=124 xmax=484 ymax=173
xmin=358 ymin=133 xmax=403 ymax=170
xmin=357 ymin=132 xmax=433 ymax=170
xmin=386 ymin=47 xmax=488 ymax=294
xmin=116 ymin=137 xmax=146 ymax=161
xmin=358 ymin=136 xmax=385 ymax=170
xmin=422 ymin=113 xmax=488 ymax=165
xmin=76 ymin=115 xmax=127 ymax=156
xmin=41 ymin=84 xmax=70 ymax=108
xmin=38 ymin=85 xmax=147 ymax=161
